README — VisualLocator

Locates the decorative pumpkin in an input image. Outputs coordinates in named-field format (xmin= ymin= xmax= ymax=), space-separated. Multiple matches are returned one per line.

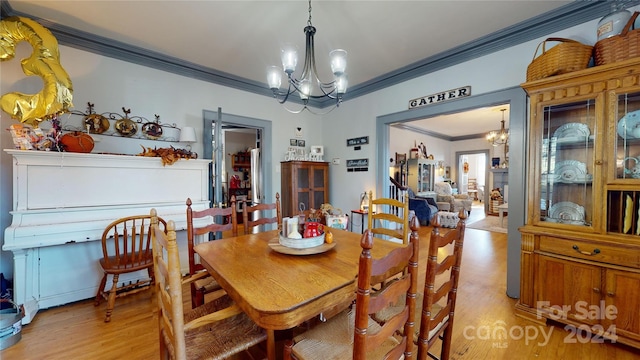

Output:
xmin=60 ymin=131 xmax=94 ymax=153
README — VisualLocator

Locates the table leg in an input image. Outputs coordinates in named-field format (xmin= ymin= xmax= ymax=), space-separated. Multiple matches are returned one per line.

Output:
xmin=266 ymin=329 xmax=276 ymax=360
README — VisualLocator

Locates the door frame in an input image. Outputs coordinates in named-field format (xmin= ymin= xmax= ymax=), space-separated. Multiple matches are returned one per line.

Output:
xmin=203 ymin=108 xmax=273 ymax=210
xmin=455 ymin=149 xmax=490 ymax=213
xmin=376 ymin=86 xmax=527 ymax=298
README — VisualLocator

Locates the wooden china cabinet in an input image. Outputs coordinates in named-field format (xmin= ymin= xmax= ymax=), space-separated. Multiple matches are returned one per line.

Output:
xmin=407 ymin=158 xmax=437 ymax=197
xmin=517 ymin=58 xmax=640 ymax=349
xmin=280 ymin=161 xmax=329 ymax=218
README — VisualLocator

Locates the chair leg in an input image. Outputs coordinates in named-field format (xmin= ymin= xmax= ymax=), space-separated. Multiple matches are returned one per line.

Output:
xmin=190 ymin=282 xmax=198 ymax=309
xmin=147 ymin=265 xmax=155 ymax=286
xmin=283 ymin=339 xmax=294 ymax=360
xmin=194 ymin=289 xmax=205 ymax=309
xmin=94 ymin=273 xmax=107 ymax=306
xmin=104 ymin=274 xmax=119 ymax=322
xmin=159 ymin=329 xmax=169 ymax=360
xmin=441 ymin=327 xmax=454 ymax=360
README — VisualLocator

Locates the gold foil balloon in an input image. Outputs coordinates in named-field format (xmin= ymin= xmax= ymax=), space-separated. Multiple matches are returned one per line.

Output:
xmin=0 ymin=16 xmax=73 ymax=127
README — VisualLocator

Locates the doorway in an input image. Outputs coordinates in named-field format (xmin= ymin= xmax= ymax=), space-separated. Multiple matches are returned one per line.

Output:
xmin=376 ymin=86 xmax=526 ymax=299
xmin=456 ymin=150 xmax=489 ymax=213
xmin=202 ymin=108 xmax=273 ymax=213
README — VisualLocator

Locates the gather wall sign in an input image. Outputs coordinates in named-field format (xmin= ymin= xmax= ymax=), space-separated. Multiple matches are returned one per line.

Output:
xmin=408 ymin=85 xmax=471 ymax=109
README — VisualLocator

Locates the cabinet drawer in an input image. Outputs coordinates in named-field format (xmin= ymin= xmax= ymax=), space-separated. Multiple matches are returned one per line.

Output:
xmin=539 ymin=236 xmax=640 ymax=269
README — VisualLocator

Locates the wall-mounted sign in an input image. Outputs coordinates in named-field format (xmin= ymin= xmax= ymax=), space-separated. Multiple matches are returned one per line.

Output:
xmin=346 ymin=158 xmax=368 ymax=167
xmin=347 ymin=136 xmax=369 ymax=146
xmin=408 ymin=86 xmax=471 ymax=109
xmin=347 ymin=158 xmax=369 ymax=172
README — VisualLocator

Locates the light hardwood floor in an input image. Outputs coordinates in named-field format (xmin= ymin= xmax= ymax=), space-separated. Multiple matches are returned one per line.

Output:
xmin=3 ymin=210 xmax=640 ymax=359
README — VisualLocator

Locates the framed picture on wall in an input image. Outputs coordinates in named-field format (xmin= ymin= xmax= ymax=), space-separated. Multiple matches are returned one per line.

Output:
xmin=395 ymin=152 xmax=407 ymax=165
xmin=297 ymin=139 xmax=306 ymax=147
xmin=492 ymin=157 xmax=500 ymax=168
xmin=310 ymin=146 xmax=324 ymax=155
xmin=290 ymin=139 xmax=298 ymax=146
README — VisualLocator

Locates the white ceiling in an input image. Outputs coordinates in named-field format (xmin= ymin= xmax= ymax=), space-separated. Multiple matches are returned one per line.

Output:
xmin=5 ymin=0 xmax=575 ymax=136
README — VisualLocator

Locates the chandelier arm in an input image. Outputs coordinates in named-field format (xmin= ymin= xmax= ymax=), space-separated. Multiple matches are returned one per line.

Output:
xmin=283 ymin=74 xmax=338 ymax=100
xmin=271 ymin=83 xmax=294 ymax=104
xmin=314 ymin=83 xmax=339 ymax=99
xmin=303 ymin=104 xmax=339 ymax=116
xmin=281 ymin=103 xmax=308 ymax=114
xmin=299 ymin=26 xmax=315 ymax=81
xmin=307 ymin=29 xmax=338 ymax=90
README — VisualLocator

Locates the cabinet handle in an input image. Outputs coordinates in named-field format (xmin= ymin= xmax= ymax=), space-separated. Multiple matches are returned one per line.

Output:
xmin=572 ymin=245 xmax=600 ymax=256
xmin=593 ymin=288 xmax=600 ymax=293
xmin=607 ymin=292 xmax=615 ymax=297
xmin=595 ymin=159 xmax=604 ymax=165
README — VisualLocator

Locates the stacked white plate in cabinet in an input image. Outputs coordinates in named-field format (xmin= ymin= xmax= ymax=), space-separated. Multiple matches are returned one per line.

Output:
xmin=554 ymin=122 xmax=590 ymax=138
xmin=554 ymin=160 xmax=592 ymax=183
xmin=617 ymin=110 xmax=640 ymax=139
xmin=546 ymin=201 xmax=585 ymax=225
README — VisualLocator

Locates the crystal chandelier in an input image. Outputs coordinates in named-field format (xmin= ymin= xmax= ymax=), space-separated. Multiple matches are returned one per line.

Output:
xmin=486 ymin=109 xmax=509 ymax=146
xmin=267 ymin=0 xmax=348 ymax=114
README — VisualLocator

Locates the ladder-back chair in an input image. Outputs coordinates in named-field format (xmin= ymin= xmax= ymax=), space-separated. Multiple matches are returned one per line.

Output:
xmin=371 ymin=213 xmax=467 ymax=360
xmin=417 ymin=215 xmax=466 ymax=360
xmin=94 ymin=214 xmax=167 ymax=322
xmin=283 ymin=217 xmax=420 ymax=360
xmin=243 ymin=192 xmax=282 ymax=234
xmin=368 ymin=190 xmax=410 ymax=244
xmin=186 ymin=196 xmax=237 ymax=308
xmin=151 ymin=209 xmax=266 ymax=360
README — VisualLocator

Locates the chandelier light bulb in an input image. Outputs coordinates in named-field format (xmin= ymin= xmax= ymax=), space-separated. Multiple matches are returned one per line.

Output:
xmin=336 ymin=74 xmax=348 ymax=94
xmin=330 ymin=49 xmax=347 ymax=76
xmin=299 ymin=79 xmax=311 ymax=100
xmin=281 ymin=46 xmax=298 ymax=74
xmin=267 ymin=66 xmax=282 ymax=89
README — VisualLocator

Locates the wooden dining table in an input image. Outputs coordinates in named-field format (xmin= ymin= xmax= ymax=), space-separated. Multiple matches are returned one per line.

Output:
xmin=194 ymin=228 xmax=404 ymax=360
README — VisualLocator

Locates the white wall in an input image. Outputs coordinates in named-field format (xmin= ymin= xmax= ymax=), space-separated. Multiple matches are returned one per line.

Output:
xmin=2 ymin=8 xmax=633 ymax=278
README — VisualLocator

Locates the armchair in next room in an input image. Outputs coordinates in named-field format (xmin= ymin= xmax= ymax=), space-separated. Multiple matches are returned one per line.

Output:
xmin=407 ymin=188 xmax=438 ymax=226
xmin=435 ymin=181 xmax=473 ymax=214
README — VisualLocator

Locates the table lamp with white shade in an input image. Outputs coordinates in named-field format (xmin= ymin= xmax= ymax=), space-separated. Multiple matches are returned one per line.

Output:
xmin=179 ymin=126 xmax=197 ymax=152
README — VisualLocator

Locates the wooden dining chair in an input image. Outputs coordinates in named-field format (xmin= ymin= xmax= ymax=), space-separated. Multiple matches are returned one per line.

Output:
xmin=243 ymin=192 xmax=282 ymax=234
xmin=372 ymin=213 xmax=467 ymax=360
xmin=94 ymin=214 xmax=167 ymax=322
xmin=368 ymin=190 xmax=410 ymax=244
xmin=416 ymin=213 xmax=466 ymax=360
xmin=283 ymin=217 xmax=420 ymax=360
xmin=150 ymin=208 xmax=267 ymax=360
xmin=186 ymin=196 xmax=237 ymax=308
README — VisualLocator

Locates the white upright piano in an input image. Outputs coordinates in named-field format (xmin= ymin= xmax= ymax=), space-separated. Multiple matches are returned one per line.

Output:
xmin=3 ymin=150 xmax=211 ymax=324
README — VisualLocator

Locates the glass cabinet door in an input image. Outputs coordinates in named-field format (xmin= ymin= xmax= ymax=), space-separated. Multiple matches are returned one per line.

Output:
xmin=614 ymin=91 xmax=640 ymax=179
xmin=418 ymin=162 xmax=428 ymax=193
xmin=609 ymin=90 xmax=640 ymax=235
xmin=538 ymin=99 xmax=596 ymax=226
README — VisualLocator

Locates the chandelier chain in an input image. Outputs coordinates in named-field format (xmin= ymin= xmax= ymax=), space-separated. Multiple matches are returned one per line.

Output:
xmin=308 ymin=0 xmax=313 ymax=26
